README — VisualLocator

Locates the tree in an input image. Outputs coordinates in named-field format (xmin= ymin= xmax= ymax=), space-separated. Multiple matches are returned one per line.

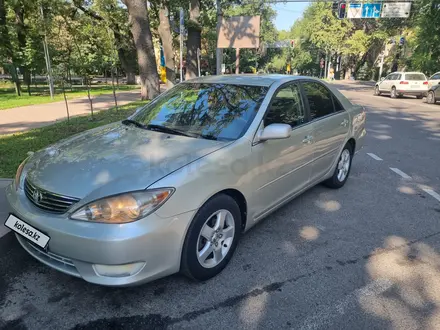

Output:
xmin=186 ymin=0 xmax=201 ymax=80
xmin=157 ymin=1 xmax=176 ymax=87
xmin=123 ymin=0 xmax=159 ymax=99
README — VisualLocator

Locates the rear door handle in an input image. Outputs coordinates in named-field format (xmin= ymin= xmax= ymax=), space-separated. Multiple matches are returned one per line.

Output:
xmin=340 ymin=119 xmax=349 ymax=127
xmin=302 ymin=135 xmax=313 ymax=144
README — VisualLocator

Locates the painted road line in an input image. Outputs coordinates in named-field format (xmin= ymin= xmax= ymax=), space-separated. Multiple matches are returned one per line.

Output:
xmin=423 ymin=189 xmax=440 ymax=203
xmin=367 ymin=153 xmax=383 ymax=161
xmin=389 ymin=168 xmax=412 ymax=180
xmin=298 ymin=278 xmax=394 ymax=330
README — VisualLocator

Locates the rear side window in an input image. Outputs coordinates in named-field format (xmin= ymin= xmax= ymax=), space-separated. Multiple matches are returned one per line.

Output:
xmin=405 ymin=73 xmax=426 ymax=81
xmin=302 ymin=82 xmax=334 ymax=120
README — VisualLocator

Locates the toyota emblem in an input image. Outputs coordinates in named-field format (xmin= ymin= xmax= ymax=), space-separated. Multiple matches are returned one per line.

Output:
xmin=32 ymin=189 xmax=43 ymax=203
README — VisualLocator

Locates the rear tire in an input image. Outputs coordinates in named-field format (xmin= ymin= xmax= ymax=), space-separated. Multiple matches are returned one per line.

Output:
xmin=391 ymin=87 xmax=398 ymax=98
xmin=323 ymin=143 xmax=353 ymax=189
xmin=181 ymin=194 xmax=241 ymax=281
xmin=427 ymin=91 xmax=436 ymax=104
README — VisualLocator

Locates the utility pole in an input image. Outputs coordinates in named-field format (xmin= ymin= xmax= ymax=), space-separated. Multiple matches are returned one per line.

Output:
xmin=378 ymin=52 xmax=384 ymax=80
xmin=40 ymin=5 xmax=54 ymax=99
xmin=216 ymin=0 xmax=223 ymax=75
xmin=180 ymin=8 xmax=184 ymax=82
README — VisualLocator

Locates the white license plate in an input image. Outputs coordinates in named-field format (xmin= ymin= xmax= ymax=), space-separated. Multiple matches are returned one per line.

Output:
xmin=411 ymin=85 xmax=418 ymax=88
xmin=4 ymin=214 xmax=50 ymax=249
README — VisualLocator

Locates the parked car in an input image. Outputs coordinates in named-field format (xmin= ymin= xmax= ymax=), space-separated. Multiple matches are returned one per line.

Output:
xmin=5 ymin=75 xmax=366 ymax=286
xmin=424 ymin=80 xmax=440 ymax=104
xmin=374 ymin=71 xmax=429 ymax=99
xmin=428 ymin=72 xmax=440 ymax=89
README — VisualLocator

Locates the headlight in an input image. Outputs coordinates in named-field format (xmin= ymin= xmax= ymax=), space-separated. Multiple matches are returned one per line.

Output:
xmin=14 ymin=158 xmax=28 ymax=191
xmin=70 ymin=188 xmax=174 ymax=224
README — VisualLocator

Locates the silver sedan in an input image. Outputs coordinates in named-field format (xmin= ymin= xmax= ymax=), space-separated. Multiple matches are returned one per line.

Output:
xmin=5 ymin=75 xmax=366 ymax=286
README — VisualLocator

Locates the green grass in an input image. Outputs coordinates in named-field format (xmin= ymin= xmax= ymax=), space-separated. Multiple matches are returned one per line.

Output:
xmin=0 ymin=85 xmax=140 ymax=110
xmin=0 ymin=101 xmax=146 ymax=178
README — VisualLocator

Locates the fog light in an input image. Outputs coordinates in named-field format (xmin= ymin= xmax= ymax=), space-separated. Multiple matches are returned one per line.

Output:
xmin=93 ymin=262 xmax=145 ymax=277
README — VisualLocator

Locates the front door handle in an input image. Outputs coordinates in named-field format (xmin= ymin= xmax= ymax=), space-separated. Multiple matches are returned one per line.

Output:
xmin=340 ymin=119 xmax=349 ymax=127
xmin=302 ymin=135 xmax=313 ymax=144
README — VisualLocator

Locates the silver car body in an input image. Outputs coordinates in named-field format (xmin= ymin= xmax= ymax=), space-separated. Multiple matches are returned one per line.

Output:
xmin=5 ymin=75 xmax=366 ymax=286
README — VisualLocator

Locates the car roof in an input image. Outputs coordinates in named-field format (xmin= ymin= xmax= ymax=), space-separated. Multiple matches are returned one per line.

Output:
xmin=183 ymin=74 xmax=322 ymax=87
xmin=390 ymin=71 xmax=425 ymax=74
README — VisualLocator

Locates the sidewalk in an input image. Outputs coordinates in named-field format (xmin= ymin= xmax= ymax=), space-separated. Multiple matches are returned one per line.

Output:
xmin=0 ymin=91 xmax=141 ymax=135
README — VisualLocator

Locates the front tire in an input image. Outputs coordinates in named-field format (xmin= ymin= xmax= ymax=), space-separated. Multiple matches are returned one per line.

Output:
xmin=324 ymin=143 xmax=353 ymax=189
xmin=374 ymin=86 xmax=381 ymax=96
xmin=427 ymin=91 xmax=436 ymax=104
xmin=391 ymin=87 xmax=398 ymax=98
xmin=181 ymin=194 xmax=242 ymax=281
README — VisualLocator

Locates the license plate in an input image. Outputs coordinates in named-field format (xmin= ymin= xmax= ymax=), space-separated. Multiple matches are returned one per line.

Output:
xmin=411 ymin=85 xmax=418 ymax=88
xmin=4 ymin=214 xmax=50 ymax=249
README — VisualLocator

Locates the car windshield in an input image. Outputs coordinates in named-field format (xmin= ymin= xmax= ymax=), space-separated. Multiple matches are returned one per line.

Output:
xmin=128 ymin=83 xmax=268 ymax=141
xmin=405 ymin=74 xmax=426 ymax=81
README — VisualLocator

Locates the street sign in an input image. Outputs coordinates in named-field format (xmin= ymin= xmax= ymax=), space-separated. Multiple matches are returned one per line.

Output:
xmin=381 ymin=2 xmax=411 ymax=18
xmin=362 ymin=3 xmax=382 ymax=18
xmin=347 ymin=3 xmax=362 ymax=18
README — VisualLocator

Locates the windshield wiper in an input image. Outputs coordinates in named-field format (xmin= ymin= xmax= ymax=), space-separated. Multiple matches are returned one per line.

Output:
xmin=122 ymin=119 xmax=148 ymax=130
xmin=198 ymin=134 xmax=218 ymax=141
xmin=146 ymin=124 xmax=193 ymax=137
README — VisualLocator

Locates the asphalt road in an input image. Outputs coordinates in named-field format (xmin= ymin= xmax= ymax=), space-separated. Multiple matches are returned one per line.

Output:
xmin=1 ymin=81 xmax=440 ymax=330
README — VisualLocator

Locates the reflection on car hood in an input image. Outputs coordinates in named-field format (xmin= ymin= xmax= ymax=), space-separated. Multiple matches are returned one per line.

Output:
xmin=25 ymin=123 xmax=227 ymax=199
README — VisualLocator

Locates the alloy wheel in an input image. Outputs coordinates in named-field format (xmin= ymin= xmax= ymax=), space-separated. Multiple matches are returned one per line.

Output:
xmin=337 ymin=149 xmax=351 ymax=182
xmin=197 ymin=209 xmax=235 ymax=269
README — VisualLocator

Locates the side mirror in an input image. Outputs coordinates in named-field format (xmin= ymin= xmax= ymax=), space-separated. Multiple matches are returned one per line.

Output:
xmin=259 ymin=123 xmax=291 ymax=141
xmin=380 ymin=77 xmax=385 ymax=82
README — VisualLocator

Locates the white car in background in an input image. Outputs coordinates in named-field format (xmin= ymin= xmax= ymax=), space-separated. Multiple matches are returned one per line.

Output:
xmin=374 ymin=72 xmax=428 ymax=99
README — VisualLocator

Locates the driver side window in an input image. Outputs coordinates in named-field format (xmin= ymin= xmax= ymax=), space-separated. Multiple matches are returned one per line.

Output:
xmin=265 ymin=84 xmax=306 ymax=128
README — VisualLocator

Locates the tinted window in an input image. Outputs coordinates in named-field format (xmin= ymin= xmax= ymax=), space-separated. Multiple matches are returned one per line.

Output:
xmin=265 ymin=84 xmax=305 ymax=128
xmin=303 ymin=82 xmax=335 ymax=120
xmin=130 ymin=83 xmax=268 ymax=141
xmin=332 ymin=96 xmax=344 ymax=112
xmin=405 ymin=73 xmax=426 ymax=81
xmin=431 ymin=74 xmax=440 ymax=80
xmin=385 ymin=74 xmax=394 ymax=80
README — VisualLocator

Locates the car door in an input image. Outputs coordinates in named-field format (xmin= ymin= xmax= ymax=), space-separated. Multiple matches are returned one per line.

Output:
xmin=251 ymin=82 xmax=314 ymax=219
xmin=301 ymin=81 xmax=350 ymax=183
xmin=428 ymin=73 xmax=440 ymax=89
xmin=379 ymin=74 xmax=392 ymax=91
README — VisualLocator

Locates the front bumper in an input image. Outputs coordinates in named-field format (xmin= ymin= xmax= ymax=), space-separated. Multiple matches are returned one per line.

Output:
xmin=6 ymin=184 xmax=195 ymax=286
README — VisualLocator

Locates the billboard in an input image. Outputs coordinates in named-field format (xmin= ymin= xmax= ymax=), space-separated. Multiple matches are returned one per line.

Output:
xmin=217 ymin=16 xmax=260 ymax=49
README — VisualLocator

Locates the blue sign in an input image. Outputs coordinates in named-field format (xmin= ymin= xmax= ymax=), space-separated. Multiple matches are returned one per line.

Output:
xmin=350 ymin=4 xmax=361 ymax=8
xmin=362 ymin=3 xmax=382 ymax=18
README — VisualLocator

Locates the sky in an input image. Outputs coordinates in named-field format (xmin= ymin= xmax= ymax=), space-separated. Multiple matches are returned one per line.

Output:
xmin=272 ymin=2 xmax=310 ymax=31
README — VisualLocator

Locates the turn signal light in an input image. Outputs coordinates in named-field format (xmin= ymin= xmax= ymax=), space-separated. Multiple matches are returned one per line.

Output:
xmin=399 ymin=81 xmax=409 ymax=84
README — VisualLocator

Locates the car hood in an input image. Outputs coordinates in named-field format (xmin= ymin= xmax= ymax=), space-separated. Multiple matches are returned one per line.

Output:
xmin=25 ymin=123 xmax=228 ymax=200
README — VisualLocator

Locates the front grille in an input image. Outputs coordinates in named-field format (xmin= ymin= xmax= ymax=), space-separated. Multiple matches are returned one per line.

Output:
xmin=24 ymin=179 xmax=80 ymax=213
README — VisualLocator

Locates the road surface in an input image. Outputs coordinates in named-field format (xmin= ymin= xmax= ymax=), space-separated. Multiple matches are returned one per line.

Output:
xmin=1 ymin=81 xmax=440 ymax=330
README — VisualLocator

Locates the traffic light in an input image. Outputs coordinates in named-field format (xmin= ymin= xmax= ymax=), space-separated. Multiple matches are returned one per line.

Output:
xmin=290 ymin=40 xmax=295 ymax=48
xmin=338 ymin=2 xmax=346 ymax=19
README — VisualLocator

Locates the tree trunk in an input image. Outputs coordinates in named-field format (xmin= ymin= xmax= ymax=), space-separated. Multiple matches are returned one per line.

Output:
xmin=158 ymin=4 xmax=176 ymax=88
xmin=123 ymin=0 xmax=159 ymax=100
xmin=186 ymin=0 xmax=201 ymax=80
xmin=116 ymin=41 xmax=137 ymax=85
xmin=14 ymin=5 xmax=31 ymax=95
